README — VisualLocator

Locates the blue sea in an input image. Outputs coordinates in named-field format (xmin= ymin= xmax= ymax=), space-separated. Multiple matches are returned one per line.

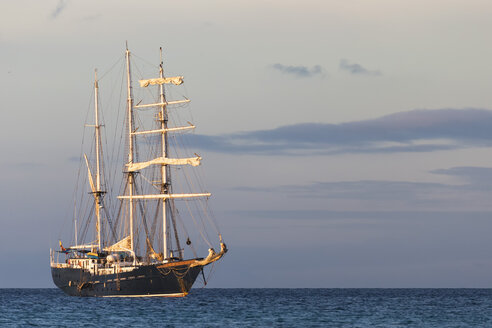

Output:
xmin=1 ymin=288 xmax=492 ymax=327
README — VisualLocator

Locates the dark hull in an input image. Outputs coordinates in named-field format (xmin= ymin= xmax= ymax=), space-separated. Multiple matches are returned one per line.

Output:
xmin=51 ymin=263 xmax=202 ymax=297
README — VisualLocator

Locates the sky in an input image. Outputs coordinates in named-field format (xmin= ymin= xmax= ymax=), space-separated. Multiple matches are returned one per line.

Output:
xmin=2 ymin=0 xmax=492 ymax=288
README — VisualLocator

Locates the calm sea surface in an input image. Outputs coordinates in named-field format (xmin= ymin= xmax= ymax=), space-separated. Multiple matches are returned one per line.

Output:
xmin=1 ymin=288 xmax=492 ymax=327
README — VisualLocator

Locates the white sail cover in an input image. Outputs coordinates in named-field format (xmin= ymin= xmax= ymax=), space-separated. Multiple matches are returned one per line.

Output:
xmin=139 ymin=76 xmax=184 ymax=87
xmin=104 ymin=236 xmax=131 ymax=252
xmin=126 ymin=156 xmax=201 ymax=172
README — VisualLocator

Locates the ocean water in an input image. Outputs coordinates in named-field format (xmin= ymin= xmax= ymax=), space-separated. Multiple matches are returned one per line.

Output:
xmin=0 ymin=289 xmax=491 ymax=327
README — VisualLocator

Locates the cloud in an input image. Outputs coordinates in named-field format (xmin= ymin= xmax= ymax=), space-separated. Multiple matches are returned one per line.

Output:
xmin=232 ymin=166 xmax=492 ymax=210
xmin=50 ymin=0 xmax=69 ymax=19
xmin=340 ymin=59 xmax=381 ymax=76
xmin=190 ymin=108 xmax=492 ymax=155
xmin=234 ymin=209 xmax=492 ymax=221
xmin=235 ymin=180 xmax=449 ymax=201
xmin=271 ymin=63 xmax=325 ymax=78
xmin=431 ymin=166 xmax=492 ymax=189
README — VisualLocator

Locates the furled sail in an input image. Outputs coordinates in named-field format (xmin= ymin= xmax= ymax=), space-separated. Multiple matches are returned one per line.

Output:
xmin=132 ymin=124 xmax=195 ymax=135
xmin=118 ymin=193 xmax=211 ymax=200
xmin=104 ymin=236 xmax=131 ymax=252
xmin=139 ymin=76 xmax=184 ymax=87
xmin=126 ymin=156 xmax=201 ymax=172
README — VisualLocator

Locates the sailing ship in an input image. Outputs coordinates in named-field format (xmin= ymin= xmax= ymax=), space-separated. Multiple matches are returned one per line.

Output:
xmin=50 ymin=46 xmax=227 ymax=297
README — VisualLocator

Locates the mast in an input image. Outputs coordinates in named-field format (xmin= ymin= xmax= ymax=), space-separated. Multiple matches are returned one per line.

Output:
xmin=158 ymin=48 xmax=170 ymax=260
xmin=118 ymin=46 xmax=212 ymax=261
xmin=125 ymin=45 xmax=135 ymax=255
xmin=74 ymin=201 xmax=78 ymax=246
xmin=74 ymin=217 xmax=77 ymax=246
xmin=94 ymin=70 xmax=103 ymax=251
